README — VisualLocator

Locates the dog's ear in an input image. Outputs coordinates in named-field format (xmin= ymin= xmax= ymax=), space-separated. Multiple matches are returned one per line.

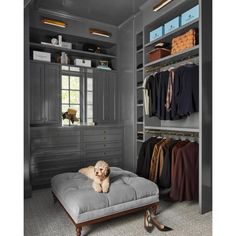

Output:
xmin=105 ymin=166 xmax=110 ymax=177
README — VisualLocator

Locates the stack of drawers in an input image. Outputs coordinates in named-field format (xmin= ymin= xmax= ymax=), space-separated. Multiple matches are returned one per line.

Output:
xmin=30 ymin=128 xmax=82 ymax=189
xmin=83 ymin=127 xmax=123 ymax=167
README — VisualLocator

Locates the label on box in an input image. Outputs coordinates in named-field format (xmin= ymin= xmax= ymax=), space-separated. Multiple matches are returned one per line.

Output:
xmin=164 ymin=16 xmax=180 ymax=34
xmin=181 ymin=5 xmax=199 ymax=26
xmin=150 ymin=26 xmax=163 ymax=42
xmin=74 ymin=59 xmax=91 ymax=67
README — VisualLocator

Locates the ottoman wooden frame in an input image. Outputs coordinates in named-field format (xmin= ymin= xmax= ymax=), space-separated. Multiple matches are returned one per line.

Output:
xmin=52 ymin=191 xmax=162 ymax=236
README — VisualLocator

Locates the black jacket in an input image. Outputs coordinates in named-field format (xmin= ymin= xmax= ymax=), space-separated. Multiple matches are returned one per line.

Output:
xmin=171 ymin=64 xmax=199 ymax=118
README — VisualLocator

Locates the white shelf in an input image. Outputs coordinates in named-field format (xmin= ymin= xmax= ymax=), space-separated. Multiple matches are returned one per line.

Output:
xmin=145 ymin=45 xmax=199 ymax=68
xmin=137 ymin=139 xmax=145 ymax=143
xmin=137 ymin=104 xmax=143 ymax=107
xmin=137 ymin=122 xmax=144 ymax=125
xmin=137 ymin=86 xmax=143 ymax=89
xmin=137 ymin=68 xmax=143 ymax=72
xmin=136 ymin=48 xmax=143 ymax=54
xmin=144 ymin=126 xmax=199 ymax=133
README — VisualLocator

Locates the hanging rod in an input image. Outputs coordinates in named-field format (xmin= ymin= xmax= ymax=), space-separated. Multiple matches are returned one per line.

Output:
xmin=145 ymin=129 xmax=199 ymax=138
xmin=145 ymin=54 xmax=199 ymax=74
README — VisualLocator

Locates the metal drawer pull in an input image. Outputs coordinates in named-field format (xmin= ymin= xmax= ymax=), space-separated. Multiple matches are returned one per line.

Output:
xmin=104 ymin=137 xmax=106 ymax=139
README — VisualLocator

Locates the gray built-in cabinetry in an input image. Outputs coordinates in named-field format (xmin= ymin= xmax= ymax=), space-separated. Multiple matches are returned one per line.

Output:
xmin=93 ymin=69 xmax=117 ymax=124
xmin=30 ymin=126 xmax=123 ymax=189
xmin=30 ymin=61 xmax=60 ymax=125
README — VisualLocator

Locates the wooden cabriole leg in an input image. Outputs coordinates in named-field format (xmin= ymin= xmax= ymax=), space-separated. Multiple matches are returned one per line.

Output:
xmin=76 ymin=226 xmax=82 ymax=236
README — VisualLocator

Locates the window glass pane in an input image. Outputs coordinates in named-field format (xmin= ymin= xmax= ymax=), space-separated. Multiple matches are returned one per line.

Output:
xmin=61 ymin=65 xmax=69 ymax=71
xmin=70 ymin=76 xmax=80 ymax=90
xmin=70 ymin=105 xmax=80 ymax=118
xmin=87 ymin=92 xmax=93 ymax=104
xmin=70 ymin=91 xmax=80 ymax=104
xmin=87 ymin=105 xmax=93 ymax=118
xmin=62 ymin=104 xmax=69 ymax=113
xmin=87 ymin=78 xmax=93 ymax=91
xmin=62 ymin=90 xmax=69 ymax=103
xmin=87 ymin=118 xmax=93 ymax=124
xmin=62 ymin=119 xmax=70 ymax=126
xmin=62 ymin=75 xmax=69 ymax=89
xmin=70 ymin=66 xmax=80 ymax=72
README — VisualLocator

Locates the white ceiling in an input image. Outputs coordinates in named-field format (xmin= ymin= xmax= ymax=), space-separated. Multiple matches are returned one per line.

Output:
xmin=33 ymin=0 xmax=148 ymax=26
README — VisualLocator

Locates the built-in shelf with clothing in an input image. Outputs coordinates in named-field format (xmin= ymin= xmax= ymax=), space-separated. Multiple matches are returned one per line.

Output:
xmin=134 ymin=0 xmax=212 ymax=214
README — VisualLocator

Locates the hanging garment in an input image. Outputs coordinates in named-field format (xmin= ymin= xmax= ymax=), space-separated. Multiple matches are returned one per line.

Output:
xmin=143 ymin=76 xmax=150 ymax=116
xmin=170 ymin=141 xmax=199 ymax=201
xmin=149 ymin=138 xmax=170 ymax=182
xmin=170 ymin=140 xmax=189 ymax=196
xmin=145 ymin=74 xmax=160 ymax=117
xmin=136 ymin=137 xmax=162 ymax=179
xmin=171 ymin=64 xmax=199 ymax=119
xmin=158 ymin=139 xmax=179 ymax=188
xmin=165 ymin=69 xmax=175 ymax=111
xmin=157 ymin=71 xmax=172 ymax=120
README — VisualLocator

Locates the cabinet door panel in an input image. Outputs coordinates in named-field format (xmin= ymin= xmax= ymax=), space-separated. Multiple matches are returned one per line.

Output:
xmin=44 ymin=64 xmax=60 ymax=124
xmin=93 ymin=69 xmax=117 ymax=123
xmin=30 ymin=62 xmax=44 ymax=124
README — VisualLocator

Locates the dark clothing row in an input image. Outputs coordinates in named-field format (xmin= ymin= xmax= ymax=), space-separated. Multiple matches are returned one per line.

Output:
xmin=144 ymin=64 xmax=199 ymax=120
xmin=136 ymin=137 xmax=199 ymax=201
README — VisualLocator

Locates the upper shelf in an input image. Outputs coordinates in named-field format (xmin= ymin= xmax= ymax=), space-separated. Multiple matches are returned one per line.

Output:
xmin=145 ymin=18 xmax=199 ymax=48
xmin=30 ymin=42 xmax=116 ymax=60
xmin=145 ymin=45 xmax=199 ymax=68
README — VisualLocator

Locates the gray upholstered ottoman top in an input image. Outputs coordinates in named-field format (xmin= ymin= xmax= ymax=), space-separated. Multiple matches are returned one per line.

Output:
xmin=51 ymin=167 xmax=159 ymax=224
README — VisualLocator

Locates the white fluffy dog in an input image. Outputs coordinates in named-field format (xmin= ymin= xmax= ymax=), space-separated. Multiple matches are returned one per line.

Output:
xmin=79 ymin=160 xmax=110 ymax=193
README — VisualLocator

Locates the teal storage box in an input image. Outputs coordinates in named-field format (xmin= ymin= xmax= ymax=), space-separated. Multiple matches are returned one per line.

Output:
xmin=181 ymin=5 xmax=199 ymax=26
xmin=164 ymin=16 xmax=180 ymax=34
xmin=150 ymin=26 xmax=164 ymax=42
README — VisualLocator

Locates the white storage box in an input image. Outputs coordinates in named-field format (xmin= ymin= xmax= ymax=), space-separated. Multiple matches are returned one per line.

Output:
xmin=74 ymin=59 xmax=91 ymax=67
xmin=62 ymin=42 xmax=72 ymax=49
xmin=33 ymin=51 xmax=51 ymax=62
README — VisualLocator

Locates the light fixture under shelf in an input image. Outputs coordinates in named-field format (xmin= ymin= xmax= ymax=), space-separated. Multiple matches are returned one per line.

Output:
xmin=153 ymin=0 xmax=173 ymax=12
xmin=41 ymin=18 xmax=66 ymax=28
xmin=89 ymin=28 xmax=112 ymax=38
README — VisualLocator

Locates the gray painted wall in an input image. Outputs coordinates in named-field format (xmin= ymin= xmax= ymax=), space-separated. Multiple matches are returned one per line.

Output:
xmin=24 ymin=5 xmax=32 ymax=198
xmin=118 ymin=18 xmax=135 ymax=172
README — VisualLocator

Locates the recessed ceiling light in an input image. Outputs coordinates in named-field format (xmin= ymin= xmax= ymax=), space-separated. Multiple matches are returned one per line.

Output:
xmin=153 ymin=0 xmax=173 ymax=12
xmin=41 ymin=19 xmax=66 ymax=28
xmin=89 ymin=28 xmax=112 ymax=38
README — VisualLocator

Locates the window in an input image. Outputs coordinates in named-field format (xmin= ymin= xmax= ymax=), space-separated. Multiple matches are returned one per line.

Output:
xmin=61 ymin=66 xmax=93 ymax=126
xmin=86 ymin=77 xmax=93 ymax=124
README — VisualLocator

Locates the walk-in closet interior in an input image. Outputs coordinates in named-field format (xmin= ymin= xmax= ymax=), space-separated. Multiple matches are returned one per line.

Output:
xmin=24 ymin=0 xmax=212 ymax=220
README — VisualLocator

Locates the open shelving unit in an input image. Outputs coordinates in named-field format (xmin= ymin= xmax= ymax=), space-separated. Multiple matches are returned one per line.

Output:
xmin=135 ymin=31 xmax=145 ymax=148
xmin=29 ymin=27 xmax=117 ymax=70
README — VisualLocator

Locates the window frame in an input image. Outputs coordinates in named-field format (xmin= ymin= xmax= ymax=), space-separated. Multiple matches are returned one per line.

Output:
xmin=61 ymin=66 xmax=93 ymax=126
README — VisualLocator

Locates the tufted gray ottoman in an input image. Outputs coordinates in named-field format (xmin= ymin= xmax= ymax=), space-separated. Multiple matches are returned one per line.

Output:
xmin=51 ymin=167 xmax=164 ymax=235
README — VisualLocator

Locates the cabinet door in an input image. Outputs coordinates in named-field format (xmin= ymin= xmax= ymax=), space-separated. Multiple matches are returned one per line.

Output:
xmin=30 ymin=62 xmax=45 ymax=124
xmin=44 ymin=64 xmax=60 ymax=125
xmin=93 ymin=70 xmax=117 ymax=123
xmin=106 ymin=71 xmax=116 ymax=122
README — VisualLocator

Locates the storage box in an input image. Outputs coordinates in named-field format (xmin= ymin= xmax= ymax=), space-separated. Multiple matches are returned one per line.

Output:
xmin=181 ymin=5 xmax=199 ymax=26
xmin=171 ymin=29 xmax=197 ymax=55
xmin=164 ymin=16 xmax=180 ymax=34
xmin=74 ymin=59 xmax=91 ymax=67
xmin=150 ymin=26 xmax=163 ymax=42
xmin=33 ymin=51 xmax=51 ymax=62
xmin=148 ymin=48 xmax=170 ymax=62
xmin=61 ymin=41 xmax=72 ymax=49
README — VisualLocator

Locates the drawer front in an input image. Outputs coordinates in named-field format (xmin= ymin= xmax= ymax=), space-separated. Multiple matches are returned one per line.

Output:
xmin=84 ymin=128 xmax=123 ymax=136
xmin=31 ymin=151 xmax=82 ymax=165
xmin=84 ymin=141 xmax=122 ymax=151
xmin=85 ymin=149 xmax=122 ymax=158
xmin=84 ymin=134 xmax=122 ymax=142
xmin=83 ymin=155 xmax=122 ymax=166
